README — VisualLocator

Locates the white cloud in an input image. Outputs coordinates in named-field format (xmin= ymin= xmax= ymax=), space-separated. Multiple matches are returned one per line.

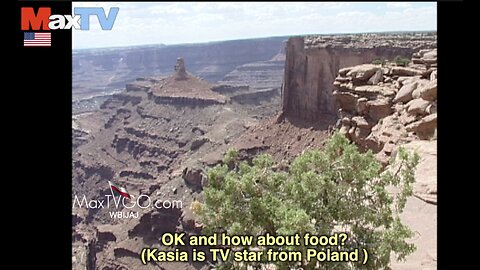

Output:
xmin=72 ymin=2 xmax=436 ymax=49
xmin=386 ymin=3 xmax=412 ymax=9
xmin=148 ymin=4 xmax=189 ymax=15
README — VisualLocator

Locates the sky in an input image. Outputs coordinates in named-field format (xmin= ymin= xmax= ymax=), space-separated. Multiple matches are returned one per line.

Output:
xmin=72 ymin=2 xmax=437 ymax=49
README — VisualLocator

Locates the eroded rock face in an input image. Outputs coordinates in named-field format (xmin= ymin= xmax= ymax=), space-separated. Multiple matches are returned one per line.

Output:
xmin=331 ymin=48 xmax=438 ymax=270
xmin=72 ymin=57 xmax=261 ymax=270
xmin=406 ymin=113 xmax=437 ymax=139
xmin=282 ymin=33 xmax=436 ymax=120
xmin=174 ymin=57 xmax=188 ymax=80
xmin=332 ymin=48 xmax=437 ymax=165
xmin=403 ymin=140 xmax=437 ymax=204
xmin=128 ymin=58 xmax=230 ymax=105
xmin=388 ymin=140 xmax=437 ymax=270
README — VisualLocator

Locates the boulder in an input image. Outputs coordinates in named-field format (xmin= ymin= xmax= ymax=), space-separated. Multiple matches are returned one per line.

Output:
xmin=191 ymin=137 xmax=209 ymax=150
xmin=367 ymin=98 xmax=392 ymax=121
xmin=430 ymin=70 xmax=437 ymax=80
xmin=411 ymin=79 xmax=431 ymax=99
xmin=390 ymin=67 xmax=424 ymax=77
xmin=406 ymin=113 xmax=437 ymax=139
xmin=419 ymin=80 xmax=437 ymax=101
xmin=393 ymin=82 xmax=418 ymax=103
xmin=362 ymin=134 xmax=384 ymax=153
xmin=416 ymin=78 xmax=433 ymax=87
xmin=341 ymin=117 xmax=351 ymax=125
xmin=412 ymin=88 xmax=422 ymax=99
xmin=426 ymin=102 xmax=437 ymax=114
xmin=397 ymin=76 xmax=418 ymax=85
xmin=338 ymin=67 xmax=353 ymax=77
xmin=407 ymin=98 xmax=431 ymax=116
xmin=182 ymin=208 xmax=203 ymax=233
xmin=354 ymin=85 xmax=396 ymax=97
xmin=399 ymin=112 xmax=417 ymax=125
xmin=182 ymin=167 xmax=204 ymax=190
xmin=423 ymin=50 xmax=437 ymax=59
xmin=368 ymin=69 xmax=383 ymax=85
xmin=333 ymin=91 xmax=358 ymax=113
xmin=352 ymin=116 xmax=371 ymax=129
xmin=356 ymin=97 xmax=368 ymax=115
xmin=346 ymin=64 xmax=380 ymax=82
xmin=350 ymin=126 xmax=371 ymax=143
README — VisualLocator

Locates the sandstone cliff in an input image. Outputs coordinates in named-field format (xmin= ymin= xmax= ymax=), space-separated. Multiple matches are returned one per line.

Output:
xmin=278 ymin=34 xmax=437 ymax=269
xmin=282 ymin=33 xmax=436 ymax=120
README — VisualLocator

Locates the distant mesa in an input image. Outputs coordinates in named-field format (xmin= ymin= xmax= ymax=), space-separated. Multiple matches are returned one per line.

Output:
xmin=127 ymin=58 xmax=227 ymax=106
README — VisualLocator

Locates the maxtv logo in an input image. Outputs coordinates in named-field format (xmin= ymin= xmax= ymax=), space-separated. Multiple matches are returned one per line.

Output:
xmin=21 ymin=7 xmax=119 ymax=47
xmin=21 ymin=7 xmax=119 ymax=30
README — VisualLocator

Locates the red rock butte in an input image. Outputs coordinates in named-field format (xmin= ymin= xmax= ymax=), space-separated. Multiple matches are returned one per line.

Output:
xmin=151 ymin=58 xmax=227 ymax=105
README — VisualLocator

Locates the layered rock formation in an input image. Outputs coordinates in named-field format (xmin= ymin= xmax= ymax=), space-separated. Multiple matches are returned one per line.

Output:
xmin=73 ymin=32 xmax=438 ymax=270
xmin=73 ymin=37 xmax=286 ymax=101
xmin=333 ymin=49 xmax=437 ymax=166
xmin=211 ymin=44 xmax=286 ymax=111
xmin=331 ymin=49 xmax=438 ymax=268
xmin=72 ymin=57 xmax=264 ymax=270
xmin=219 ymin=42 xmax=286 ymax=90
xmin=282 ymin=33 xmax=437 ymax=120
xmin=125 ymin=58 xmax=227 ymax=106
xmin=274 ymin=35 xmax=437 ymax=269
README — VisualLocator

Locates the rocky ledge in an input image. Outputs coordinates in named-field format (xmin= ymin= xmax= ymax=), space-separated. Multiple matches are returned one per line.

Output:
xmin=333 ymin=49 xmax=437 ymax=166
xmin=305 ymin=32 xmax=437 ymax=50
xmin=282 ymin=33 xmax=437 ymax=119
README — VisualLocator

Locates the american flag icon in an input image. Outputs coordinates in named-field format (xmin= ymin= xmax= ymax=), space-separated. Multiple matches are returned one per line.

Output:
xmin=24 ymin=32 xmax=51 ymax=47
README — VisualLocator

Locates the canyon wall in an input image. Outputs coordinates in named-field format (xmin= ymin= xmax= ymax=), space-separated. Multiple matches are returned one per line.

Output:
xmin=73 ymin=37 xmax=286 ymax=100
xmin=282 ymin=34 xmax=436 ymax=120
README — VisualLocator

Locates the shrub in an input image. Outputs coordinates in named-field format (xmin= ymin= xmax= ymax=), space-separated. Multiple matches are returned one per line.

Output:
xmin=394 ymin=56 xmax=410 ymax=67
xmin=371 ymin=58 xmax=387 ymax=66
xmin=196 ymin=133 xmax=419 ymax=269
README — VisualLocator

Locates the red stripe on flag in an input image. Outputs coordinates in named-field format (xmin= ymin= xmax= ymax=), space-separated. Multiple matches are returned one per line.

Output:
xmin=111 ymin=185 xmax=131 ymax=199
